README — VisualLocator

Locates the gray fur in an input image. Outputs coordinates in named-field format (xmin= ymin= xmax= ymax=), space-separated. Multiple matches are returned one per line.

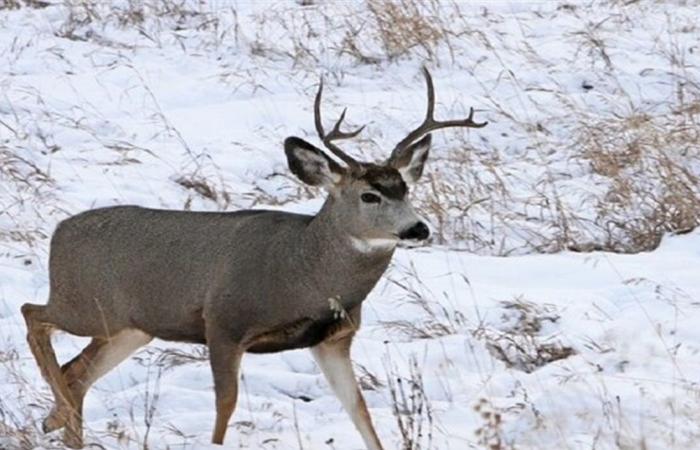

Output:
xmin=23 ymin=134 xmax=431 ymax=450
xmin=44 ymin=203 xmax=394 ymax=347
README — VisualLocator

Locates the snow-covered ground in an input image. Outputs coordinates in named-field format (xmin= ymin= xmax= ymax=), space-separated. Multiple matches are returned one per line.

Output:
xmin=1 ymin=1 xmax=699 ymax=449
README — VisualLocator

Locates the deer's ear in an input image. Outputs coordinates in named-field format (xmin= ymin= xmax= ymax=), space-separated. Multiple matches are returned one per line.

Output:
xmin=389 ymin=134 xmax=431 ymax=184
xmin=284 ymin=137 xmax=345 ymax=188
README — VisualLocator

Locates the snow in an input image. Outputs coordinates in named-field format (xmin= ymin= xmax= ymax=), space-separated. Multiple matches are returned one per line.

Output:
xmin=1 ymin=1 xmax=700 ymax=449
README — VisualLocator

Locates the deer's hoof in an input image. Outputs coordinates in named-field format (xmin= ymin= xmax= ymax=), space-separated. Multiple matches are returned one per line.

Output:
xmin=63 ymin=433 xmax=83 ymax=449
xmin=42 ymin=410 xmax=66 ymax=433
xmin=63 ymin=426 xmax=84 ymax=449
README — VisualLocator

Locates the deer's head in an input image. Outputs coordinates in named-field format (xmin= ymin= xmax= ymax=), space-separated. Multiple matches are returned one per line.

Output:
xmin=284 ymin=68 xmax=487 ymax=251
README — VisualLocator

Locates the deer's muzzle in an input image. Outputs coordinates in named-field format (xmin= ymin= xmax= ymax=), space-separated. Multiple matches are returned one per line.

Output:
xmin=398 ymin=222 xmax=430 ymax=241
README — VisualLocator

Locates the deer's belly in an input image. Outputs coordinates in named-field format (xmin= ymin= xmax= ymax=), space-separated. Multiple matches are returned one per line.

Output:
xmin=133 ymin=306 xmax=207 ymax=344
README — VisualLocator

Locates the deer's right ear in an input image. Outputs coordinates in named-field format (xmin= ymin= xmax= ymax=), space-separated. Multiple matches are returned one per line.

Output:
xmin=284 ymin=137 xmax=345 ymax=188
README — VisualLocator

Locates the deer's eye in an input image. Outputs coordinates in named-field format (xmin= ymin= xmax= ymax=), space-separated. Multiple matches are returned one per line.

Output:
xmin=361 ymin=193 xmax=381 ymax=204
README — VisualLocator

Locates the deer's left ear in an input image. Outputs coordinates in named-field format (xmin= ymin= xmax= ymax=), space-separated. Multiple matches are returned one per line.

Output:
xmin=388 ymin=134 xmax=431 ymax=184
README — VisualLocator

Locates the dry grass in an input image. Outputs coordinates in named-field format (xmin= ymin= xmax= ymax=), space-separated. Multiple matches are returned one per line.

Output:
xmin=473 ymin=297 xmax=575 ymax=373
xmin=242 ymin=0 xmax=448 ymax=68
xmin=0 ymin=146 xmax=53 ymax=190
xmin=381 ymin=264 xmax=467 ymax=340
xmin=134 ymin=345 xmax=209 ymax=371
xmin=1 ymin=0 xmax=697 ymax=258
xmin=0 ymin=0 xmax=49 ymax=9
xmin=574 ymin=104 xmax=700 ymax=252
xmin=385 ymin=356 xmax=434 ymax=450
xmin=0 ymin=145 xmax=55 ymax=249
xmin=366 ymin=0 xmax=444 ymax=61
xmin=474 ymin=398 xmax=514 ymax=450
xmin=228 ymin=0 xmax=700 ymax=256
xmin=56 ymin=0 xmax=219 ymax=38
xmin=0 ymin=350 xmax=58 ymax=449
xmin=175 ymin=174 xmax=232 ymax=210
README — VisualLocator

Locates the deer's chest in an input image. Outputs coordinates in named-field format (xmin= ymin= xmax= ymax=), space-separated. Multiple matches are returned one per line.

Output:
xmin=245 ymin=314 xmax=346 ymax=353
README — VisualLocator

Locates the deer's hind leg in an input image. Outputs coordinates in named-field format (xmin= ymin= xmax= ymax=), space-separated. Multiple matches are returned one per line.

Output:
xmin=41 ymin=338 xmax=105 ymax=434
xmin=22 ymin=302 xmax=84 ymax=449
xmin=23 ymin=302 xmax=152 ymax=449
xmin=43 ymin=330 xmax=152 ymax=434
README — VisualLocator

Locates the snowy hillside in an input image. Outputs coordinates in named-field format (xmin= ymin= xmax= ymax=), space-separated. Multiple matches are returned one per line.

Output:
xmin=1 ymin=1 xmax=699 ymax=449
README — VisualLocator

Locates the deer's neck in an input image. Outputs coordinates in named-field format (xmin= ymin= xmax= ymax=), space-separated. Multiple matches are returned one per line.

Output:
xmin=300 ymin=197 xmax=395 ymax=306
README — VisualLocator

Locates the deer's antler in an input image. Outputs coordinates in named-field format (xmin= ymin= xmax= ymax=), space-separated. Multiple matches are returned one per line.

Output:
xmin=389 ymin=67 xmax=487 ymax=162
xmin=314 ymin=78 xmax=365 ymax=170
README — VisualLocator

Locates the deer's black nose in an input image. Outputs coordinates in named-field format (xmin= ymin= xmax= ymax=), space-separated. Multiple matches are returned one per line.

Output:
xmin=399 ymin=222 xmax=430 ymax=241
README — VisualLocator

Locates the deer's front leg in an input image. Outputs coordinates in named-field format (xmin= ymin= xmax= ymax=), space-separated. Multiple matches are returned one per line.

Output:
xmin=207 ymin=331 xmax=244 ymax=445
xmin=311 ymin=334 xmax=384 ymax=450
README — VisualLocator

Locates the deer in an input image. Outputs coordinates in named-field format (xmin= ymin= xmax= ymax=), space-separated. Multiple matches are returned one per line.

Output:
xmin=21 ymin=68 xmax=486 ymax=449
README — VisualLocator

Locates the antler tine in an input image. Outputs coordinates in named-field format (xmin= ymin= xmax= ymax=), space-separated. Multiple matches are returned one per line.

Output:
xmin=313 ymin=78 xmax=365 ymax=168
xmin=391 ymin=67 xmax=488 ymax=155
xmin=424 ymin=65 xmax=435 ymax=120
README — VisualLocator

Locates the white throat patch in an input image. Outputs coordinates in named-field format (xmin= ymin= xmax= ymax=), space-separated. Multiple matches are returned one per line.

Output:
xmin=350 ymin=236 xmax=398 ymax=253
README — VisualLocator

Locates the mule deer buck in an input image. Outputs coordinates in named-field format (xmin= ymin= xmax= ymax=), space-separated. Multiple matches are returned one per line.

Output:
xmin=22 ymin=68 xmax=486 ymax=449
